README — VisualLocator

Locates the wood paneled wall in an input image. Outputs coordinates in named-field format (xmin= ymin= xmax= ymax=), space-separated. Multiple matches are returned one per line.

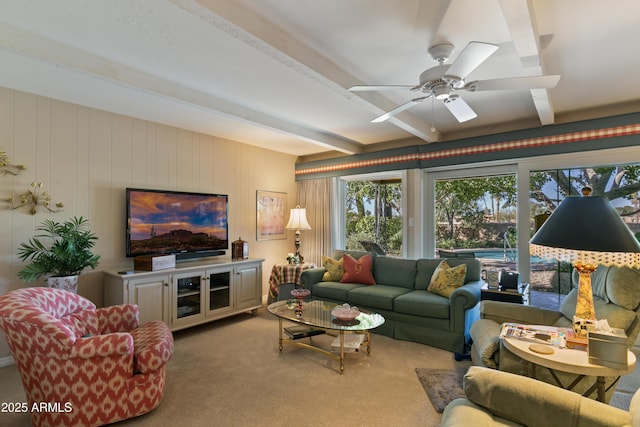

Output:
xmin=0 ymin=87 xmax=297 ymax=361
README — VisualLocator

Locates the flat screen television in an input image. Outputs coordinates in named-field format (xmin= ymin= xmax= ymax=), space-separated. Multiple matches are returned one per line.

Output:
xmin=126 ymin=188 xmax=229 ymax=260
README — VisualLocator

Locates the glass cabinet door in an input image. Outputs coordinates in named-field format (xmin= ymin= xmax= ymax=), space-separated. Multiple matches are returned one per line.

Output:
xmin=208 ymin=269 xmax=231 ymax=312
xmin=174 ymin=273 xmax=204 ymax=320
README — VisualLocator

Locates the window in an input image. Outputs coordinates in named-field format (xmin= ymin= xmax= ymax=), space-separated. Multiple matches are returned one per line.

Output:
xmin=529 ymin=163 xmax=640 ymax=298
xmin=434 ymin=174 xmax=517 ymax=259
xmin=424 ymin=164 xmax=517 ymax=261
xmin=341 ymin=173 xmax=403 ymax=256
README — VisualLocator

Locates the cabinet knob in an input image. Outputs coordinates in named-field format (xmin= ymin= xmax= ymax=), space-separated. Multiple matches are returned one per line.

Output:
xmin=164 ymin=281 xmax=169 ymax=287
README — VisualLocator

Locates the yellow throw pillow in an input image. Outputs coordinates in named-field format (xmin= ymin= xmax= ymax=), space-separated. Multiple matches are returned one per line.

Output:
xmin=427 ymin=260 xmax=467 ymax=298
xmin=321 ymin=256 xmax=344 ymax=281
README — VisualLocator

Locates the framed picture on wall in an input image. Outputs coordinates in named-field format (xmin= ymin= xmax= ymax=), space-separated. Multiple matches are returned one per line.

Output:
xmin=256 ymin=190 xmax=287 ymax=241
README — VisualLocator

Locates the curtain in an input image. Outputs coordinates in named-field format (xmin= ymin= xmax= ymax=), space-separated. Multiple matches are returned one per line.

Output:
xmin=297 ymin=178 xmax=332 ymax=267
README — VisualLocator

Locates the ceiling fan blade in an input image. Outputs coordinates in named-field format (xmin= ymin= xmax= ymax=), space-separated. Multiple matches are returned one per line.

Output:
xmin=444 ymin=41 xmax=498 ymax=81
xmin=443 ymin=96 xmax=477 ymax=123
xmin=371 ymin=96 xmax=431 ymax=123
xmin=349 ymin=85 xmax=415 ymax=92
xmin=464 ymin=75 xmax=560 ymax=92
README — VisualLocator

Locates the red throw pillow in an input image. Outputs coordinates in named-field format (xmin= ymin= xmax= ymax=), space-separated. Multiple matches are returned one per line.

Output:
xmin=340 ymin=253 xmax=376 ymax=286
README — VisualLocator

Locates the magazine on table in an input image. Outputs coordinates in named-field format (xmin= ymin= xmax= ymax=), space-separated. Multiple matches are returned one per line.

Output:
xmin=499 ymin=322 xmax=572 ymax=347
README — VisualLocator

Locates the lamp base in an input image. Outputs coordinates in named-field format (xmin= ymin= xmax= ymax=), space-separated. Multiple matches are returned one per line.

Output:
xmin=294 ymin=229 xmax=304 ymax=263
xmin=573 ymin=263 xmax=597 ymax=337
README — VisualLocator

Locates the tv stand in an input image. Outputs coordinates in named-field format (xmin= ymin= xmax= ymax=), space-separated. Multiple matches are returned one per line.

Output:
xmin=104 ymin=258 xmax=264 ymax=331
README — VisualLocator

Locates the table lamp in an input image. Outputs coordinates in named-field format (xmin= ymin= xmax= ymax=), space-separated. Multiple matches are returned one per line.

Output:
xmin=530 ymin=188 xmax=640 ymax=336
xmin=285 ymin=205 xmax=311 ymax=263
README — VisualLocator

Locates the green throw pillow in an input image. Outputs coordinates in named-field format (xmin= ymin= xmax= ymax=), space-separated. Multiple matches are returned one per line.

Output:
xmin=427 ymin=260 xmax=467 ymax=298
xmin=321 ymin=256 xmax=344 ymax=281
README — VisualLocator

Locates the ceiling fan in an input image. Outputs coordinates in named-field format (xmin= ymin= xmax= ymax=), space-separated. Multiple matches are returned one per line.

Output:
xmin=349 ymin=41 xmax=560 ymax=124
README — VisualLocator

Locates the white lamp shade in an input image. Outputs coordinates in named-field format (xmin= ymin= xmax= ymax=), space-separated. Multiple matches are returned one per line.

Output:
xmin=285 ymin=207 xmax=311 ymax=230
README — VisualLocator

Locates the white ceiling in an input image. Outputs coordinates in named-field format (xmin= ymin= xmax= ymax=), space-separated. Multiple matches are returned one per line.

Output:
xmin=1 ymin=0 xmax=640 ymax=158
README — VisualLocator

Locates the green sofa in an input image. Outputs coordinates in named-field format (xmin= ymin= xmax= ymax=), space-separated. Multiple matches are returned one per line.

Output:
xmin=470 ymin=265 xmax=640 ymax=403
xmin=299 ymin=250 xmax=484 ymax=353
xmin=441 ymin=366 xmax=638 ymax=426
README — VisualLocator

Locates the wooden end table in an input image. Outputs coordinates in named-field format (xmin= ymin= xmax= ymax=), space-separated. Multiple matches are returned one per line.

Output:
xmin=503 ymin=336 xmax=636 ymax=402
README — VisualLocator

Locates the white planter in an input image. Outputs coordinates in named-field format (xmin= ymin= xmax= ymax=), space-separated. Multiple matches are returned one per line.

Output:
xmin=47 ymin=275 xmax=79 ymax=293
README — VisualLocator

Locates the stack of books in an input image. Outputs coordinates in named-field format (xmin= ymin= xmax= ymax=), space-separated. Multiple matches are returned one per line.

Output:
xmin=284 ymin=325 xmax=325 ymax=340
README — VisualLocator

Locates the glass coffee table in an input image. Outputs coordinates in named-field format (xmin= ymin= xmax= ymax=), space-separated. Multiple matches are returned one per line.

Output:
xmin=267 ymin=299 xmax=385 ymax=374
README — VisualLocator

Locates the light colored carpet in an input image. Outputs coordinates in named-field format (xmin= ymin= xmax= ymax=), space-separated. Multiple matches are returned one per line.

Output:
xmin=2 ymin=309 xmax=637 ymax=426
xmin=415 ymin=368 xmax=467 ymax=413
xmin=0 ymin=309 xmax=463 ymax=427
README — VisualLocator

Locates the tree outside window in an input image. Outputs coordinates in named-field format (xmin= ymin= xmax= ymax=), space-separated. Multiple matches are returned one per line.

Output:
xmin=432 ymin=164 xmax=639 ymax=299
xmin=345 ymin=179 xmax=402 ymax=256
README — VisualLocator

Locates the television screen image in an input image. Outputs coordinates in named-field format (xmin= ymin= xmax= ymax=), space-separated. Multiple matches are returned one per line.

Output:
xmin=126 ymin=188 xmax=229 ymax=258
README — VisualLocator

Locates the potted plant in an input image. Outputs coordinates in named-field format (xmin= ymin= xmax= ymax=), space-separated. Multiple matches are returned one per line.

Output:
xmin=17 ymin=216 xmax=101 ymax=293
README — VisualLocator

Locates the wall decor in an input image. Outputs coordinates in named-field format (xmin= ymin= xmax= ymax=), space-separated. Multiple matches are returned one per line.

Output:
xmin=7 ymin=181 xmax=64 ymax=215
xmin=256 ymin=190 xmax=287 ymax=241
xmin=0 ymin=148 xmax=26 ymax=176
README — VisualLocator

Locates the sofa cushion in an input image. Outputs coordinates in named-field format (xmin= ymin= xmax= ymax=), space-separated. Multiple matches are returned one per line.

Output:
xmin=588 ymin=266 xmax=610 ymax=301
xmin=469 ymin=319 xmax=501 ymax=369
xmin=415 ymin=259 xmax=442 ymax=291
xmin=415 ymin=258 xmax=482 ymax=291
xmin=427 ymin=260 xmax=467 ymax=298
xmin=311 ymin=281 xmax=366 ymax=301
xmin=394 ymin=290 xmax=450 ymax=319
xmin=462 ymin=366 xmax=631 ymax=427
xmin=321 ymin=255 xmax=344 ymax=281
xmin=605 ymin=266 xmax=640 ymax=311
xmin=373 ymin=256 xmax=417 ymax=289
xmin=559 ymin=288 xmax=636 ymax=331
xmin=341 ymin=253 xmax=376 ymax=285
xmin=332 ymin=249 xmax=373 ymax=261
xmin=348 ymin=285 xmax=410 ymax=311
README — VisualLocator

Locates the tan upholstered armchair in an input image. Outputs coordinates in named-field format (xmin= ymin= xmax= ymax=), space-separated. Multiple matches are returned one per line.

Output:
xmin=469 ymin=265 xmax=640 ymax=403
xmin=441 ymin=366 xmax=638 ymax=426
xmin=0 ymin=287 xmax=174 ymax=427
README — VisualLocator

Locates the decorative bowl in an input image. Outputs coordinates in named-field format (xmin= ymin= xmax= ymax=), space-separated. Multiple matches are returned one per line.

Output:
xmin=290 ymin=288 xmax=311 ymax=300
xmin=331 ymin=303 xmax=360 ymax=321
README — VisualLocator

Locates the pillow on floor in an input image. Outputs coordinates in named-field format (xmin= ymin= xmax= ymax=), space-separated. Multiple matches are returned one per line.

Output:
xmin=427 ymin=260 xmax=467 ymax=298
xmin=341 ymin=253 xmax=376 ymax=285
xmin=322 ymin=255 xmax=344 ymax=281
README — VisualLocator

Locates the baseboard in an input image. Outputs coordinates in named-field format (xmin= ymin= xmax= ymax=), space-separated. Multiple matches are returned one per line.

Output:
xmin=0 ymin=354 xmax=15 ymax=368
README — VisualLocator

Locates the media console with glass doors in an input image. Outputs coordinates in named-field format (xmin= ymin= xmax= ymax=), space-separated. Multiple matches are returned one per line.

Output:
xmin=104 ymin=258 xmax=264 ymax=331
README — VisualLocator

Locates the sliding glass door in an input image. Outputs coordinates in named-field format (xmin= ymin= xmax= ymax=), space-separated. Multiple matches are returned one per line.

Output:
xmin=425 ymin=165 xmax=517 ymax=265
xmin=528 ymin=164 xmax=640 ymax=301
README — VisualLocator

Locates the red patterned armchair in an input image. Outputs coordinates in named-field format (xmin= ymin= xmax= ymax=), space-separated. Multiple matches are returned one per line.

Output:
xmin=0 ymin=287 xmax=174 ymax=427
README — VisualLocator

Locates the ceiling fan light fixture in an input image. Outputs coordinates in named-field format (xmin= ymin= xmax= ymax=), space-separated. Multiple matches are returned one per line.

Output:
xmin=443 ymin=76 xmax=465 ymax=89
xmin=432 ymin=84 xmax=450 ymax=100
